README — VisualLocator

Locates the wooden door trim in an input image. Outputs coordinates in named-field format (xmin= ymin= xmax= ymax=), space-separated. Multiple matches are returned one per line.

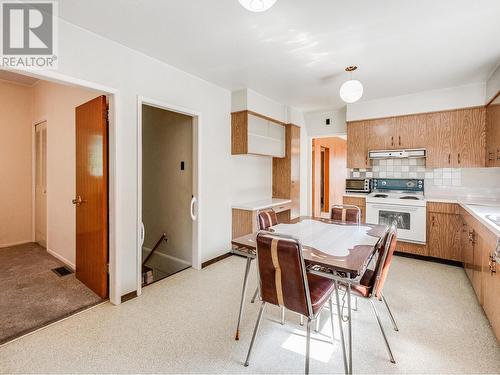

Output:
xmin=137 ymin=96 xmax=202 ymax=297
xmin=31 ymin=120 xmax=48 ymax=243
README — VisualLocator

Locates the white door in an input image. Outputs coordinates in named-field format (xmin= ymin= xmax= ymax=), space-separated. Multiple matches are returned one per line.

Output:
xmin=35 ymin=121 xmax=47 ymax=248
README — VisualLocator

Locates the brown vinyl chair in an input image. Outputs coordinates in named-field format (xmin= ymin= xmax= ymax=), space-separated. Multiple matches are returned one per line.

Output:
xmin=244 ymin=232 xmax=337 ymax=374
xmin=348 ymin=221 xmax=399 ymax=363
xmin=257 ymin=208 xmax=279 ymax=230
xmin=330 ymin=204 xmax=361 ymax=224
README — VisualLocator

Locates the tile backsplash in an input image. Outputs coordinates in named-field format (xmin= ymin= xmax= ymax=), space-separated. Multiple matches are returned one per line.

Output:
xmin=350 ymin=158 xmax=462 ymax=187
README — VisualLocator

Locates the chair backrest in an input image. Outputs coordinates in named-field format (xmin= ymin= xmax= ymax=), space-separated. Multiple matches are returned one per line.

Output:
xmin=257 ymin=209 xmax=278 ymax=230
xmin=330 ymin=204 xmax=361 ymax=224
xmin=372 ymin=221 xmax=398 ymax=299
xmin=255 ymin=232 xmax=313 ymax=318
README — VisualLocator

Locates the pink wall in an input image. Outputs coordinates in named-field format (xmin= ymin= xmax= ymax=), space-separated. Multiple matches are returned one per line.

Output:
xmin=0 ymin=81 xmax=33 ymax=247
xmin=32 ymin=80 xmax=101 ymax=267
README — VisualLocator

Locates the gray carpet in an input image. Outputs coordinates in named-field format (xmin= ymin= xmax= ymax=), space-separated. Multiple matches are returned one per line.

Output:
xmin=0 ymin=243 xmax=102 ymax=345
xmin=0 ymin=255 xmax=499 ymax=373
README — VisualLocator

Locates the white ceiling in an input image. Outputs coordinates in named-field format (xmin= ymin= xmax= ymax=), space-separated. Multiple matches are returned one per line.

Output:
xmin=58 ymin=0 xmax=500 ymax=111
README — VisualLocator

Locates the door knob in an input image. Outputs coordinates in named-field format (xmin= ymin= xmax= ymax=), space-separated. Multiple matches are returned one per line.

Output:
xmin=72 ymin=195 xmax=86 ymax=206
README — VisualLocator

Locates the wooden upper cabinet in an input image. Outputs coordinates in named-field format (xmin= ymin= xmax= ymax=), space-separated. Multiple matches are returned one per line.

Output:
xmin=486 ymin=92 xmax=500 ymax=167
xmin=273 ymin=124 xmax=300 ymax=219
xmin=366 ymin=117 xmax=396 ymax=150
xmin=346 ymin=121 xmax=368 ymax=168
xmin=452 ymin=108 xmax=486 ymax=168
xmin=397 ymin=115 xmax=426 ymax=149
xmin=231 ymin=111 xmax=285 ymax=157
xmin=425 ymin=111 xmax=453 ymax=168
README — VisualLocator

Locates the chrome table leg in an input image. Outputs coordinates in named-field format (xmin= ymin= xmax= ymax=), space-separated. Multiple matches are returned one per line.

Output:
xmin=305 ymin=318 xmax=311 ymax=374
xmin=250 ymin=287 xmax=259 ymax=303
xmin=328 ymin=296 xmax=335 ymax=344
xmin=235 ymin=256 xmax=252 ymax=340
xmin=370 ymin=299 xmax=396 ymax=363
xmin=280 ymin=306 xmax=285 ymax=325
xmin=335 ymin=281 xmax=348 ymax=375
xmin=347 ymin=274 xmax=352 ymax=374
xmin=244 ymin=302 xmax=266 ymax=366
xmin=315 ymin=313 xmax=320 ymax=332
xmin=381 ymin=294 xmax=399 ymax=331
xmin=300 ymin=314 xmax=304 ymax=326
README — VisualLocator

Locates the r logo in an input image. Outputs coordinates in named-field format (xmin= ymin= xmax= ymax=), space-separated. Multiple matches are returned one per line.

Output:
xmin=2 ymin=2 xmax=53 ymax=55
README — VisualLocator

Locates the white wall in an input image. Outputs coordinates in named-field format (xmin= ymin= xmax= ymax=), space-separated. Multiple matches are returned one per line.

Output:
xmin=486 ymin=63 xmax=500 ymax=103
xmin=0 ymin=80 xmax=33 ymax=247
xmin=32 ymin=80 xmax=102 ymax=268
xmin=304 ymin=107 xmax=347 ymax=136
xmin=346 ymin=83 xmax=486 ymax=121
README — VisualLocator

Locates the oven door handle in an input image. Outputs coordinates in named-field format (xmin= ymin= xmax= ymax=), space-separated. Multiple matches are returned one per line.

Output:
xmin=368 ymin=204 xmax=420 ymax=212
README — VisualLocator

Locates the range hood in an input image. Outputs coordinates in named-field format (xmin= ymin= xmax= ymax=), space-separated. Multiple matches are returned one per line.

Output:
xmin=369 ymin=149 xmax=426 ymax=159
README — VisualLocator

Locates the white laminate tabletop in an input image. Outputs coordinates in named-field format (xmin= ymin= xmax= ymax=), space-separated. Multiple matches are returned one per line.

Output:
xmin=232 ymin=198 xmax=292 ymax=211
xmin=271 ymin=219 xmax=379 ymax=257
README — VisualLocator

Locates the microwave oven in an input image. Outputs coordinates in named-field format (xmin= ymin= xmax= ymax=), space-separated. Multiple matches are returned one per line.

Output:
xmin=346 ymin=178 xmax=371 ymax=193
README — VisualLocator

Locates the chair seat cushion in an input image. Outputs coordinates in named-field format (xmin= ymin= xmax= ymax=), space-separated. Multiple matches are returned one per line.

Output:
xmin=307 ymin=274 xmax=335 ymax=314
xmin=351 ymin=269 xmax=376 ymax=298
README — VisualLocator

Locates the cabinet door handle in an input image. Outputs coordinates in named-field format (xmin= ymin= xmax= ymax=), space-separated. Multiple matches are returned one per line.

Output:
xmin=431 ymin=215 xmax=435 ymax=227
xmin=497 ymin=148 xmax=500 ymax=161
xmin=489 ymin=254 xmax=497 ymax=275
xmin=398 ymin=136 xmax=401 ymax=146
xmin=448 ymin=154 xmax=451 ymax=164
xmin=489 ymin=152 xmax=495 ymax=161
xmin=390 ymin=136 xmax=394 ymax=147
xmin=457 ymin=153 xmax=461 ymax=165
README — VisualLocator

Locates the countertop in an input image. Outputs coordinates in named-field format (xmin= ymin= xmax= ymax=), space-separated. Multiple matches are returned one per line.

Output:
xmin=232 ymin=198 xmax=292 ymax=211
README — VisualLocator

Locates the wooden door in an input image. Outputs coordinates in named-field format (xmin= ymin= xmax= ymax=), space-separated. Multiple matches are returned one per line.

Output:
xmin=425 ymin=112 xmax=453 ymax=168
xmin=346 ymin=121 xmax=368 ymax=168
xmin=396 ymin=115 xmax=426 ymax=149
xmin=289 ymin=125 xmax=300 ymax=219
xmin=75 ymin=95 xmax=108 ymax=299
xmin=452 ymin=108 xmax=486 ymax=168
xmin=427 ymin=212 xmax=462 ymax=261
xmin=366 ymin=117 xmax=396 ymax=150
xmin=35 ymin=121 xmax=47 ymax=248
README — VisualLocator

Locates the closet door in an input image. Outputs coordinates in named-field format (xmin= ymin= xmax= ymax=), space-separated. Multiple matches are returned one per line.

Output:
xmin=35 ymin=121 xmax=47 ymax=248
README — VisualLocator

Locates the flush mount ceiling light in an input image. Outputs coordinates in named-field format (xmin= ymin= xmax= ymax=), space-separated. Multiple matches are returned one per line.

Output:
xmin=238 ymin=0 xmax=277 ymax=12
xmin=340 ymin=66 xmax=364 ymax=104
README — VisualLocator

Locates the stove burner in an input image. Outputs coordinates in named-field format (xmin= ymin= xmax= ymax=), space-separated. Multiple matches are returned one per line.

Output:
xmin=373 ymin=194 xmax=388 ymax=198
xmin=400 ymin=196 xmax=419 ymax=200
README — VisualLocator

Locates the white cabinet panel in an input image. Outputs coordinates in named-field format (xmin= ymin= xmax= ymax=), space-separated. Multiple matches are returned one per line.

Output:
xmin=247 ymin=113 xmax=285 ymax=157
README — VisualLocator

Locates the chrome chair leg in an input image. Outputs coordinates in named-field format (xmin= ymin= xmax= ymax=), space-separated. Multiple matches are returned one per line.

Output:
xmin=328 ymin=296 xmax=335 ymax=344
xmin=244 ymin=302 xmax=266 ymax=367
xmin=251 ymin=286 xmax=259 ymax=304
xmin=235 ymin=257 xmax=252 ymax=340
xmin=370 ymin=299 xmax=396 ymax=364
xmin=280 ymin=306 xmax=285 ymax=325
xmin=315 ymin=313 xmax=320 ymax=332
xmin=335 ymin=281 xmax=348 ymax=374
xmin=305 ymin=318 xmax=312 ymax=375
xmin=381 ymin=294 xmax=399 ymax=332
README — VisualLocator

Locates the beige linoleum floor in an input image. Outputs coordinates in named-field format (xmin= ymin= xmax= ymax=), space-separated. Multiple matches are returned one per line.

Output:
xmin=0 ymin=255 xmax=499 ymax=374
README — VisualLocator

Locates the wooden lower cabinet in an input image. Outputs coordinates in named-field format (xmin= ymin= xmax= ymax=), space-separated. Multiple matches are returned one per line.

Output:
xmin=427 ymin=203 xmax=462 ymax=262
xmin=342 ymin=196 xmax=366 ymax=223
xmin=427 ymin=211 xmax=462 ymax=261
xmin=459 ymin=207 xmax=500 ymax=341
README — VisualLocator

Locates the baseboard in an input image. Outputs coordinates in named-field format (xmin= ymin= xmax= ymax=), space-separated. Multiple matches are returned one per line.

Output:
xmin=0 ymin=240 xmax=33 ymax=249
xmin=394 ymin=251 xmax=463 ymax=268
xmin=142 ymin=246 xmax=191 ymax=267
xmin=202 ymin=252 xmax=232 ymax=268
xmin=46 ymin=248 xmax=76 ymax=270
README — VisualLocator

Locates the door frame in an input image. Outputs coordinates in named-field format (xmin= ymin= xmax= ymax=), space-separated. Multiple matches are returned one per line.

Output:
xmin=12 ymin=68 xmax=120 ymax=305
xmin=32 ymin=120 xmax=48 ymax=247
xmin=136 ymin=96 xmax=202 ymax=296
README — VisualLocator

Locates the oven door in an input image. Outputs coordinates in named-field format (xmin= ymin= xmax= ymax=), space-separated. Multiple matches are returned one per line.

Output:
xmin=366 ymin=203 xmax=426 ymax=244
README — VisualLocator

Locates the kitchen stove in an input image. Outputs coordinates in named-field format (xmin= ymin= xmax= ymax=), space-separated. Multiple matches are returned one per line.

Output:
xmin=366 ymin=179 xmax=427 ymax=244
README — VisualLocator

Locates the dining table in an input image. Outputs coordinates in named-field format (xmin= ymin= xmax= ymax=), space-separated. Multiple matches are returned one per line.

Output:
xmin=231 ymin=216 xmax=388 ymax=375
